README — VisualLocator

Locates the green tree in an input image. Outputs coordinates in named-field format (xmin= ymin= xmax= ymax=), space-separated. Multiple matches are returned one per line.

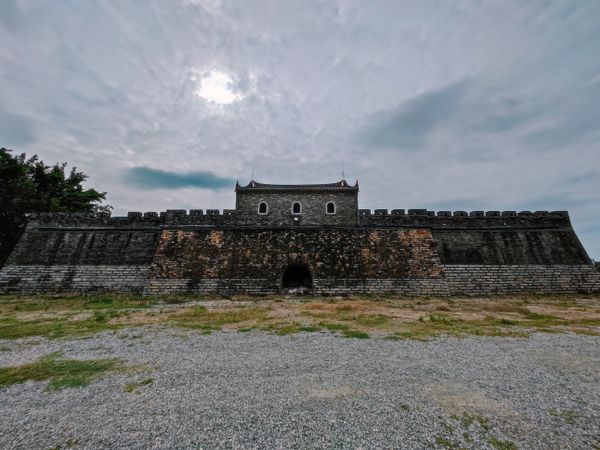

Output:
xmin=0 ymin=148 xmax=110 ymax=267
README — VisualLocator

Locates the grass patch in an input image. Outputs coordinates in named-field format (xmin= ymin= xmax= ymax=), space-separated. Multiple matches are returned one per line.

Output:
xmin=171 ymin=305 xmax=271 ymax=331
xmin=487 ymin=436 xmax=517 ymax=450
xmin=274 ymin=323 xmax=321 ymax=335
xmin=385 ymin=331 xmax=432 ymax=341
xmin=238 ymin=323 xmax=321 ymax=335
xmin=517 ymin=308 xmax=557 ymax=321
xmin=0 ymin=352 xmax=122 ymax=390
xmin=274 ymin=324 xmax=304 ymax=335
xmin=302 ymin=305 xmax=389 ymax=329
xmin=386 ymin=314 xmax=530 ymax=341
xmin=341 ymin=329 xmax=370 ymax=339
xmin=0 ymin=315 xmax=122 ymax=340
xmin=0 ymin=294 xmax=161 ymax=314
xmin=549 ymin=409 xmax=579 ymax=424
xmin=298 ymin=325 xmax=320 ymax=332
xmin=452 ymin=412 xmax=491 ymax=431
xmin=571 ymin=328 xmax=600 ymax=336
xmin=124 ymin=377 xmax=153 ymax=393
xmin=434 ymin=436 xmax=461 ymax=449
xmin=49 ymin=438 xmax=79 ymax=449
xmin=319 ymin=322 xmax=351 ymax=332
xmin=354 ymin=314 xmax=388 ymax=327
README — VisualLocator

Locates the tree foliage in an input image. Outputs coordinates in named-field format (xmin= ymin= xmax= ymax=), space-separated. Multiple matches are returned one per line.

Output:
xmin=0 ymin=148 xmax=110 ymax=267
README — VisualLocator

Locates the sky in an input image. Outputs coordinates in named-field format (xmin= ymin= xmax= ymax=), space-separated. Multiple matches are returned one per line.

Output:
xmin=1 ymin=0 xmax=599 ymax=259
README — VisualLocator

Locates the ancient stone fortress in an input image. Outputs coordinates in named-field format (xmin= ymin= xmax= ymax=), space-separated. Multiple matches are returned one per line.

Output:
xmin=1 ymin=180 xmax=599 ymax=296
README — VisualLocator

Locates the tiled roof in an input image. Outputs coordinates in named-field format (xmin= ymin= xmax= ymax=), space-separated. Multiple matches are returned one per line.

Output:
xmin=236 ymin=180 xmax=358 ymax=191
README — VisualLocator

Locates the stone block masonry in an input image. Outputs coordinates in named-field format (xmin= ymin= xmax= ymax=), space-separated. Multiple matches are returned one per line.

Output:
xmin=0 ymin=265 xmax=150 ymax=295
xmin=444 ymin=265 xmax=600 ymax=296
xmin=145 ymin=228 xmax=445 ymax=295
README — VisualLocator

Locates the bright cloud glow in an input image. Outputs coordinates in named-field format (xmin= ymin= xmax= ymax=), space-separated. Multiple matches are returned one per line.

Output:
xmin=193 ymin=70 xmax=242 ymax=105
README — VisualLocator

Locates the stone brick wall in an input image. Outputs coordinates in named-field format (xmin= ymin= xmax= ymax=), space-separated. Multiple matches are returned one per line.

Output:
xmin=444 ymin=265 xmax=600 ymax=295
xmin=145 ymin=228 xmax=444 ymax=295
xmin=143 ymin=277 xmax=450 ymax=296
xmin=3 ymin=263 xmax=598 ymax=296
xmin=433 ymin=229 xmax=590 ymax=265
xmin=0 ymin=265 xmax=150 ymax=294
xmin=6 ymin=228 xmax=160 ymax=266
xmin=235 ymin=190 xmax=358 ymax=226
xmin=0 ymin=221 xmax=158 ymax=295
xmin=312 ymin=278 xmax=449 ymax=296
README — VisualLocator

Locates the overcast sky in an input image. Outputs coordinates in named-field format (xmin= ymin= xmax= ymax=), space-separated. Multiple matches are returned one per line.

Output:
xmin=1 ymin=0 xmax=599 ymax=259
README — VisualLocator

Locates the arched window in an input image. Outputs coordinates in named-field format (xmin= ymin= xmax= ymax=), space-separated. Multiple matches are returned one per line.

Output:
xmin=326 ymin=202 xmax=336 ymax=214
xmin=258 ymin=202 xmax=268 ymax=214
xmin=292 ymin=202 xmax=302 ymax=215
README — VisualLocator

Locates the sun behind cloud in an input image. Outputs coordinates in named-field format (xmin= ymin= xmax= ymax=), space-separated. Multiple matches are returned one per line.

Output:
xmin=193 ymin=69 xmax=243 ymax=105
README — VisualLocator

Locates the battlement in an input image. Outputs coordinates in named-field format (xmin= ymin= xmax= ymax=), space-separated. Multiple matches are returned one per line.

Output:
xmin=28 ymin=209 xmax=240 ymax=228
xmin=358 ymin=209 xmax=571 ymax=229
xmin=358 ymin=209 xmax=568 ymax=218
xmin=26 ymin=208 xmax=572 ymax=230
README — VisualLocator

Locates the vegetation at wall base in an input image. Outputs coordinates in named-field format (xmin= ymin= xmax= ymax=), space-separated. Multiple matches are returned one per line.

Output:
xmin=0 ymin=293 xmax=598 ymax=341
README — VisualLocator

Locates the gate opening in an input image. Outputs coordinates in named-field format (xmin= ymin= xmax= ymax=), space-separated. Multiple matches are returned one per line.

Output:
xmin=281 ymin=264 xmax=313 ymax=291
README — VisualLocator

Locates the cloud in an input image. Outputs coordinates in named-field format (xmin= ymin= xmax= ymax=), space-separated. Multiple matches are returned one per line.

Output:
xmin=0 ymin=0 xmax=22 ymax=30
xmin=124 ymin=167 xmax=234 ymax=190
xmin=470 ymin=99 xmax=543 ymax=134
xmin=0 ymin=109 xmax=36 ymax=147
xmin=357 ymin=80 xmax=468 ymax=150
xmin=0 ymin=0 xmax=599 ymax=258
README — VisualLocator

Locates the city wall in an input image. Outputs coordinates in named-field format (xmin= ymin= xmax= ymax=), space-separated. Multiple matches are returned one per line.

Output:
xmin=1 ymin=210 xmax=598 ymax=296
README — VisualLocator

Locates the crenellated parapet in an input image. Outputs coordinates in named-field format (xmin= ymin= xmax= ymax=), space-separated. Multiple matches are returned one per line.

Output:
xmin=27 ymin=209 xmax=240 ymax=228
xmin=27 ymin=208 xmax=571 ymax=230
xmin=358 ymin=209 xmax=571 ymax=229
xmin=28 ymin=212 xmax=113 ymax=227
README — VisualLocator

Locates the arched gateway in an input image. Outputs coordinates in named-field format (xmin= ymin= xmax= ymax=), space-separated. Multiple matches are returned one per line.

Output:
xmin=281 ymin=264 xmax=313 ymax=291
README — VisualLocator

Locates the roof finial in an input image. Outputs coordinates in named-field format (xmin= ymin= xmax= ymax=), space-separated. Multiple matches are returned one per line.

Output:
xmin=342 ymin=164 xmax=345 ymax=181
xmin=251 ymin=165 xmax=255 ymax=181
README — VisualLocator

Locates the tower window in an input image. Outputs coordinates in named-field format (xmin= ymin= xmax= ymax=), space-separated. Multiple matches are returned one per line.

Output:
xmin=292 ymin=202 xmax=302 ymax=215
xmin=258 ymin=202 xmax=268 ymax=214
xmin=326 ymin=202 xmax=336 ymax=214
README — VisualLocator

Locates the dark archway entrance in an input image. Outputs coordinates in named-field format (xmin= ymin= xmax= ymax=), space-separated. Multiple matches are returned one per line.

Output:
xmin=281 ymin=264 xmax=313 ymax=291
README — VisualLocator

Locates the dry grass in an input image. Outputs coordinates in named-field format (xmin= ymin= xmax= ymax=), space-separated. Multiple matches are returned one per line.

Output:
xmin=169 ymin=305 xmax=272 ymax=331
xmin=0 ymin=293 xmax=599 ymax=340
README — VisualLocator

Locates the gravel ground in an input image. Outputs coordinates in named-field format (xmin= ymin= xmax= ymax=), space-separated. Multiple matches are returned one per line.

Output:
xmin=0 ymin=327 xmax=599 ymax=449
